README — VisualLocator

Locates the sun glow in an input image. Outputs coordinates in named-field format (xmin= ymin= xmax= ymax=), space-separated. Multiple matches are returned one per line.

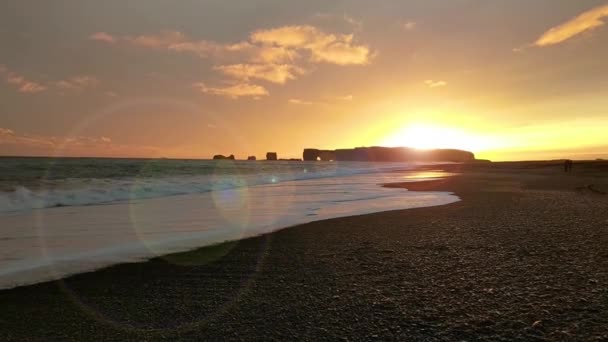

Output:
xmin=380 ymin=123 xmax=500 ymax=152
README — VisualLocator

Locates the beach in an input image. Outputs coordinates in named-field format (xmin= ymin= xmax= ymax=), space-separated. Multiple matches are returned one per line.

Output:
xmin=1 ymin=162 xmax=608 ymax=341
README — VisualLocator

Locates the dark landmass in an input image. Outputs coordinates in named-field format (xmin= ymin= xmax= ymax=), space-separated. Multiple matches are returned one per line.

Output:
xmin=266 ymin=152 xmax=278 ymax=161
xmin=2 ymin=161 xmax=608 ymax=340
xmin=303 ymin=146 xmax=475 ymax=162
xmin=213 ymin=154 xmax=235 ymax=160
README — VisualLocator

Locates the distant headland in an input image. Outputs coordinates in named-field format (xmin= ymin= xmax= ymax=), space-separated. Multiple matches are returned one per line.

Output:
xmin=303 ymin=147 xmax=475 ymax=162
xmin=214 ymin=146 xmax=476 ymax=162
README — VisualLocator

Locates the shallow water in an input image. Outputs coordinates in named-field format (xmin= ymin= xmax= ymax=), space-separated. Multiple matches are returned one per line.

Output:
xmin=0 ymin=159 xmax=459 ymax=289
xmin=0 ymin=158 xmax=423 ymax=213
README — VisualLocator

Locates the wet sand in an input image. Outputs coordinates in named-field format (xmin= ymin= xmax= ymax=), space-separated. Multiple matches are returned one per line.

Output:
xmin=1 ymin=162 xmax=608 ymax=341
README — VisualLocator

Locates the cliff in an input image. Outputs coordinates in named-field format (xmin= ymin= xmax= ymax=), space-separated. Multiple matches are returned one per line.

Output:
xmin=303 ymin=147 xmax=474 ymax=162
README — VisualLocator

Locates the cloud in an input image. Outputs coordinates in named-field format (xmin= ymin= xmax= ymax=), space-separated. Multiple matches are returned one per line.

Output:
xmin=1 ymin=65 xmax=100 ymax=94
xmin=169 ymin=40 xmax=253 ymax=59
xmin=534 ymin=4 xmax=608 ymax=47
xmin=343 ymin=15 xmax=363 ymax=31
xmin=424 ymin=80 xmax=447 ymax=88
xmin=311 ymin=41 xmax=370 ymax=65
xmin=0 ymin=127 xmax=52 ymax=148
xmin=18 ymin=82 xmax=47 ymax=93
xmin=249 ymin=45 xmax=299 ymax=64
xmin=193 ymin=82 xmax=269 ymax=99
xmin=113 ymin=30 xmax=295 ymax=64
xmin=92 ymin=25 xmax=373 ymax=97
xmin=56 ymin=75 xmax=99 ymax=91
xmin=251 ymin=25 xmax=372 ymax=65
xmin=288 ymin=98 xmax=314 ymax=105
xmin=2 ymin=69 xmax=47 ymax=93
xmin=400 ymin=21 xmax=417 ymax=31
xmin=336 ymin=94 xmax=353 ymax=101
xmin=0 ymin=128 xmax=14 ymax=135
xmin=89 ymin=32 xmax=116 ymax=44
xmin=114 ymin=26 xmax=372 ymax=65
xmin=116 ymin=30 xmax=252 ymax=58
xmin=0 ymin=127 xmax=109 ymax=148
xmin=126 ymin=30 xmax=188 ymax=49
xmin=6 ymin=74 xmax=24 ymax=85
xmin=0 ymin=127 xmax=159 ymax=157
xmin=214 ymin=63 xmax=304 ymax=84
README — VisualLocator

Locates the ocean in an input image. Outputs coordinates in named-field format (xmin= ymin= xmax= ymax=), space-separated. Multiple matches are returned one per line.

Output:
xmin=0 ymin=157 xmax=459 ymax=289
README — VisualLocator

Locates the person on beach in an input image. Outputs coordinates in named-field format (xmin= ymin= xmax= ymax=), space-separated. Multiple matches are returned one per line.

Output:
xmin=564 ymin=159 xmax=573 ymax=172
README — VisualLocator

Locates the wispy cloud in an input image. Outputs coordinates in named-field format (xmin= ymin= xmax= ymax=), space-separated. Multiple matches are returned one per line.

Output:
xmin=16 ymin=81 xmax=47 ymax=93
xmin=0 ymin=127 xmax=159 ymax=157
xmin=1 ymin=67 xmax=47 ymax=93
xmin=343 ymin=15 xmax=363 ymax=31
xmin=1 ymin=66 xmax=103 ymax=95
xmin=0 ymin=127 xmax=109 ymax=147
xmin=56 ymin=75 xmax=99 ymax=91
xmin=400 ymin=21 xmax=417 ymax=31
xmin=0 ymin=128 xmax=14 ymax=135
xmin=193 ymin=82 xmax=269 ymax=99
xmin=90 ymin=30 xmax=253 ymax=57
xmin=533 ymin=4 xmax=608 ymax=47
xmin=335 ymin=94 xmax=354 ymax=101
xmin=169 ymin=39 xmax=253 ymax=58
xmin=89 ymin=32 xmax=116 ymax=44
xmin=126 ymin=30 xmax=188 ymax=49
xmin=103 ymin=26 xmax=373 ymax=65
xmin=288 ymin=98 xmax=315 ymax=105
xmin=214 ymin=64 xmax=304 ymax=84
xmin=424 ymin=80 xmax=447 ymax=88
xmin=251 ymin=25 xmax=372 ymax=65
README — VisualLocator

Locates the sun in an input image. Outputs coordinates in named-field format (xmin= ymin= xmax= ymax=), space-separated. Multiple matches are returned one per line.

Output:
xmin=380 ymin=123 xmax=491 ymax=152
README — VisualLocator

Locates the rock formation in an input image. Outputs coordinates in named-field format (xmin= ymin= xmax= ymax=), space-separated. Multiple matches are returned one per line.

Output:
xmin=303 ymin=149 xmax=335 ymax=161
xmin=247 ymin=156 xmax=257 ymax=161
xmin=213 ymin=154 xmax=235 ymax=160
xmin=266 ymin=152 xmax=278 ymax=161
xmin=303 ymin=147 xmax=475 ymax=162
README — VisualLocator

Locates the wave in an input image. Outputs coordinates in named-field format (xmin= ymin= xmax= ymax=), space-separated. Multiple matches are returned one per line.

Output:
xmin=0 ymin=163 xmax=416 ymax=214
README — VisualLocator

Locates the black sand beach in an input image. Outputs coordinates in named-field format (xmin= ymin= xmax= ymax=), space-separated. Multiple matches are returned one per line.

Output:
xmin=2 ymin=162 xmax=608 ymax=341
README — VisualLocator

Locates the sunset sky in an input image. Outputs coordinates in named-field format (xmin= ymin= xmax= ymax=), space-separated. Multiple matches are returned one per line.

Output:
xmin=1 ymin=0 xmax=608 ymax=160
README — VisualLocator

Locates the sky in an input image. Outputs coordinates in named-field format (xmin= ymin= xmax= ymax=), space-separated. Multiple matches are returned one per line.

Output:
xmin=1 ymin=0 xmax=608 ymax=161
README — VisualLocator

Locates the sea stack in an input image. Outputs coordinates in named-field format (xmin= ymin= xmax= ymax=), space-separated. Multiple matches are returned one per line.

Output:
xmin=247 ymin=156 xmax=257 ymax=161
xmin=266 ymin=152 xmax=278 ymax=161
xmin=213 ymin=154 xmax=236 ymax=160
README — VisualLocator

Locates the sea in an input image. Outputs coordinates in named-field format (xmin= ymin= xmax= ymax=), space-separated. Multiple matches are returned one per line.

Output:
xmin=0 ymin=157 xmax=459 ymax=289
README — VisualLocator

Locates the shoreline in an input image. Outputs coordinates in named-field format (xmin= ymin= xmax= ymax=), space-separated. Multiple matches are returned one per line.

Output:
xmin=2 ymin=163 xmax=608 ymax=340
xmin=0 ymin=168 xmax=458 ymax=291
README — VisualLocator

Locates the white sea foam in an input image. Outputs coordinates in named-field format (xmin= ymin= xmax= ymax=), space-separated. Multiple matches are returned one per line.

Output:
xmin=0 ymin=170 xmax=459 ymax=290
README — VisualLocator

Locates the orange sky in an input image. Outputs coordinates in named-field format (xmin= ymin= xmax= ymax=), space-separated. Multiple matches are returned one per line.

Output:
xmin=1 ymin=1 xmax=608 ymax=161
